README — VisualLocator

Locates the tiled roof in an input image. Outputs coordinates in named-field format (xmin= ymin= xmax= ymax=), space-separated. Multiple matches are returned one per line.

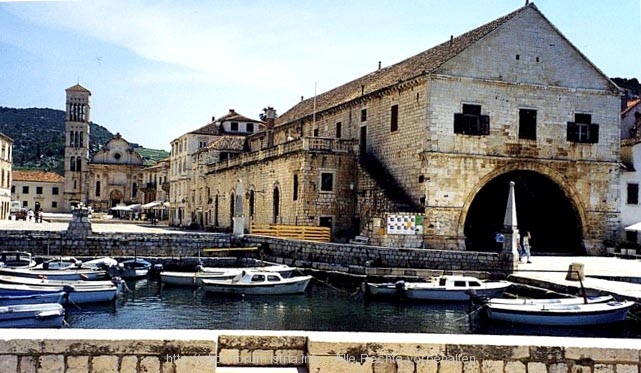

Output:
xmin=65 ymin=84 xmax=91 ymax=94
xmin=217 ymin=109 xmax=263 ymax=124
xmin=207 ymin=136 xmax=246 ymax=151
xmin=12 ymin=170 xmax=64 ymax=183
xmin=189 ymin=121 xmax=221 ymax=136
xmin=623 ymin=98 xmax=641 ymax=116
xmin=275 ymin=3 xmax=617 ymax=126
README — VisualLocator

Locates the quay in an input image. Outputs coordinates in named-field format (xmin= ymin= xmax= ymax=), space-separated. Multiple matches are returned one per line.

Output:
xmin=0 ymin=218 xmax=641 ymax=372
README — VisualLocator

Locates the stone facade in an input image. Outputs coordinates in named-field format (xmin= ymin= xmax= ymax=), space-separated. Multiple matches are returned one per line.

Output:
xmin=0 ymin=131 xmax=13 ymax=220
xmin=185 ymin=4 xmax=621 ymax=253
xmin=0 ymin=329 xmax=638 ymax=373
xmin=11 ymin=170 xmax=66 ymax=213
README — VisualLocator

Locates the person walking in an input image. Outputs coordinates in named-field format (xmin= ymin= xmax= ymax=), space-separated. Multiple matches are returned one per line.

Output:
xmin=522 ymin=231 xmax=532 ymax=263
xmin=27 ymin=209 xmax=34 ymax=222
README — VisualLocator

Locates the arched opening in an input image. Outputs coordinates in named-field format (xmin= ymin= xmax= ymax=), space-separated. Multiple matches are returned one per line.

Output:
xmin=273 ymin=186 xmax=280 ymax=224
xmin=229 ymin=192 xmax=235 ymax=227
xmin=463 ymin=170 xmax=584 ymax=255
xmin=109 ymin=190 xmax=124 ymax=208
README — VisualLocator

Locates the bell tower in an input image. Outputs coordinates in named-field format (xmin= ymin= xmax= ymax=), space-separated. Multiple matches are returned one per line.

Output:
xmin=63 ymin=84 xmax=91 ymax=211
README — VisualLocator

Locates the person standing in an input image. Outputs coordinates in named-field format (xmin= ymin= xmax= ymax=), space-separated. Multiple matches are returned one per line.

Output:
xmin=27 ymin=209 xmax=34 ymax=222
xmin=522 ymin=231 xmax=532 ymax=263
xmin=494 ymin=231 xmax=504 ymax=251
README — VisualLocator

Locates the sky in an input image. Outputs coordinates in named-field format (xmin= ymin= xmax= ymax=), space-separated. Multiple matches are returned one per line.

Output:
xmin=1 ymin=1 xmax=640 ymax=151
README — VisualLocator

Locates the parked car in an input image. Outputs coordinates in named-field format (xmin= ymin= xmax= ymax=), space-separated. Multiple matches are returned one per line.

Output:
xmin=10 ymin=209 xmax=27 ymax=221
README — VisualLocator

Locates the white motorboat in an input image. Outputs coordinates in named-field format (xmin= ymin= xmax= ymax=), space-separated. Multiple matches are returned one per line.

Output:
xmin=0 ymin=303 xmax=65 ymax=328
xmin=402 ymin=275 xmax=511 ymax=301
xmin=160 ymin=270 xmax=238 ymax=287
xmin=198 ymin=263 xmax=295 ymax=278
xmin=0 ymin=266 xmax=108 ymax=281
xmin=0 ymin=251 xmax=36 ymax=268
xmin=201 ymin=270 xmax=312 ymax=295
xmin=0 ymin=274 xmax=117 ymax=288
xmin=484 ymin=299 xmax=635 ymax=326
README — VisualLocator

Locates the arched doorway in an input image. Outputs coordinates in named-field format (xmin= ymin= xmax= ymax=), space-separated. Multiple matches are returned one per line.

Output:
xmin=463 ymin=170 xmax=584 ymax=255
xmin=273 ymin=186 xmax=280 ymax=224
xmin=109 ymin=190 xmax=124 ymax=208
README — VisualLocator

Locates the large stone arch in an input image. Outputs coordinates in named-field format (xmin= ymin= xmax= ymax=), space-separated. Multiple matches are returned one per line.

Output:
xmin=457 ymin=163 xmax=587 ymax=254
xmin=109 ymin=189 xmax=124 ymax=208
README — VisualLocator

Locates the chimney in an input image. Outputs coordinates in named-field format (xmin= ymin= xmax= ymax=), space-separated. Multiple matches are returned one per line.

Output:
xmin=378 ymin=61 xmax=381 ymax=70
xmin=229 ymin=109 xmax=235 ymax=114
xmin=449 ymin=35 xmax=453 ymax=46
xmin=264 ymin=107 xmax=277 ymax=130
xmin=211 ymin=116 xmax=215 ymax=122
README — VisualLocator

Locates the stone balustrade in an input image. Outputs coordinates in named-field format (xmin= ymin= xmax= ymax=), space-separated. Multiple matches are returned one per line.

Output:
xmin=0 ymin=329 xmax=638 ymax=372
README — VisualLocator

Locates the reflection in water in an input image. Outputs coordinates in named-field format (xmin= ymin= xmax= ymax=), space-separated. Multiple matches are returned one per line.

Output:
xmin=64 ymin=279 xmax=641 ymax=338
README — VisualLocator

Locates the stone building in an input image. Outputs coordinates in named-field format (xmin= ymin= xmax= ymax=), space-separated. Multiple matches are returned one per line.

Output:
xmin=10 ymin=170 xmax=65 ymax=213
xmin=0 ymin=132 xmax=12 ymax=220
xmin=169 ymin=109 xmax=264 ymax=227
xmin=187 ymin=3 xmax=621 ymax=254
xmin=62 ymin=84 xmax=145 ymax=212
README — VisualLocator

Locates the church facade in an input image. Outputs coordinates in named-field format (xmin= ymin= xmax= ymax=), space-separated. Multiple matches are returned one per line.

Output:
xmin=63 ymin=84 xmax=144 ymax=212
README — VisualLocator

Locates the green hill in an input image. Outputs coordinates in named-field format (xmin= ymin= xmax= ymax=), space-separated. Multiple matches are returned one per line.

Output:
xmin=0 ymin=107 xmax=168 ymax=173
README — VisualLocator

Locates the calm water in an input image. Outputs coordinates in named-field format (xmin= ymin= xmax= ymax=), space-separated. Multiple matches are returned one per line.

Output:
xmin=65 ymin=278 xmax=641 ymax=339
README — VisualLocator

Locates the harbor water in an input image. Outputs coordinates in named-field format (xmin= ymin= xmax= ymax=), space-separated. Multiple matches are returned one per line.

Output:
xmin=65 ymin=278 xmax=641 ymax=339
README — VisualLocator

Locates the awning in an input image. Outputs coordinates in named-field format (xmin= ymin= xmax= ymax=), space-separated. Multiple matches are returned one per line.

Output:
xmin=111 ymin=204 xmax=141 ymax=211
xmin=142 ymin=201 xmax=163 ymax=209
xmin=624 ymin=222 xmax=641 ymax=232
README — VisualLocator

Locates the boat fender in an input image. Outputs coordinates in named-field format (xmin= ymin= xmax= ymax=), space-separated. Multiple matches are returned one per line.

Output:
xmin=80 ymin=273 xmax=88 ymax=280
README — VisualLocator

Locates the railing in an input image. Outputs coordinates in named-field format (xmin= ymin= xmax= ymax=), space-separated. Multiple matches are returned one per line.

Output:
xmin=250 ymin=223 xmax=331 ymax=242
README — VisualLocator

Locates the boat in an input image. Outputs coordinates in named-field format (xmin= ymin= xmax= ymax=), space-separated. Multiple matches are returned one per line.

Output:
xmin=34 ymin=256 xmax=82 ymax=270
xmin=484 ymin=295 xmax=614 ymax=306
xmin=160 ymin=270 xmax=238 ymax=287
xmin=402 ymin=275 xmax=511 ymax=301
xmin=118 ymin=259 xmax=151 ymax=279
xmin=81 ymin=257 xmax=118 ymax=270
xmin=0 ymin=303 xmax=65 ymax=328
xmin=0 ymin=274 xmax=118 ymax=288
xmin=0 ymin=266 xmax=108 ymax=281
xmin=201 ymin=270 xmax=312 ymax=295
xmin=0 ymin=291 xmax=66 ymax=306
xmin=0 ymin=282 xmax=119 ymax=305
xmin=0 ymin=251 xmax=36 ymax=268
xmin=161 ymin=263 xmax=297 ymax=288
xmin=361 ymin=280 xmax=406 ymax=298
xmin=483 ymin=299 xmax=636 ymax=326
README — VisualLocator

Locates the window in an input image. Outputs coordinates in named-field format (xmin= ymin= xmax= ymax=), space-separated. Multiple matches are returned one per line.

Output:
xmin=230 ymin=122 xmax=239 ymax=131
xmin=361 ymin=109 xmax=367 ymax=122
xmin=626 ymin=230 xmax=637 ymax=243
xmin=519 ymin=109 xmax=537 ymax=140
xmin=454 ymin=104 xmax=490 ymax=136
xmin=36 ymin=187 xmax=43 ymax=195
xmin=320 ymin=172 xmax=334 ymax=192
xmin=267 ymin=275 xmax=280 ymax=282
xmin=22 ymin=186 xmax=29 ymax=194
xmin=11 ymin=186 xmax=15 ymax=193
xmin=95 ymin=181 xmax=101 ymax=197
xmin=390 ymin=105 xmax=398 ymax=132
xmin=627 ymin=183 xmax=639 ymax=204
xmin=335 ymin=122 xmax=342 ymax=138
xmin=70 ymin=157 xmax=76 ymax=171
xmin=251 ymin=275 xmax=265 ymax=282
xmin=567 ymin=113 xmax=599 ymax=143
xmin=52 ymin=201 xmax=58 ymax=208
xmin=76 ymin=158 xmax=82 ymax=171
xmin=199 ymin=141 xmax=207 ymax=149
xmin=313 ymin=128 xmax=319 ymax=137
xmin=52 ymin=187 xmax=59 ymax=195
xmin=246 ymin=123 xmax=254 ymax=132
xmin=293 ymin=174 xmax=299 ymax=201
xmin=132 ymin=182 xmax=138 ymax=198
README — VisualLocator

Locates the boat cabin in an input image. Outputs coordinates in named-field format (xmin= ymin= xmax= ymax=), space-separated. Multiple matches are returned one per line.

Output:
xmin=0 ymin=252 xmax=35 ymax=268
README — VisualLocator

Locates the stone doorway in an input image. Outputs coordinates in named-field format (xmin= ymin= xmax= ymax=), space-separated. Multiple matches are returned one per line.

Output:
xmin=463 ymin=170 xmax=584 ymax=255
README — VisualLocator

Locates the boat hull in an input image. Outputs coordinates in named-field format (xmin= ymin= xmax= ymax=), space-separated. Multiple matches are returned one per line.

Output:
xmin=0 ymin=267 xmax=107 ymax=281
xmin=0 ymin=291 xmax=66 ymax=306
xmin=485 ymin=300 xmax=635 ymax=326
xmin=160 ymin=271 xmax=237 ymax=287
xmin=0 ymin=303 xmax=65 ymax=328
xmin=0 ymin=282 xmax=117 ymax=304
xmin=202 ymin=277 xmax=311 ymax=295
xmin=404 ymin=283 xmax=509 ymax=301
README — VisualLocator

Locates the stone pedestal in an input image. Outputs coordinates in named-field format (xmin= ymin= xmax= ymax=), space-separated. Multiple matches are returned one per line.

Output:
xmin=565 ymin=262 xmax=585 ymax=281
xmin=65 ymin=208 xmax=92 ymax=238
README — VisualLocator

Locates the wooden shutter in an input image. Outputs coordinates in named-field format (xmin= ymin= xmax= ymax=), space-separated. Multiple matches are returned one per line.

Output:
xmin=589 ymin=123 xmax=599 ymax=143
xmin=454 ymin=113 xmax=463 ymax=134
xmin=480 ymin=115 xmax=490 ymax=135
xmin=566 ymin=122 xmax=577 ymax=142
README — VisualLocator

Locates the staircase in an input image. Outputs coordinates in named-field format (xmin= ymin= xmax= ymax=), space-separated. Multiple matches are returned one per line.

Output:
xmin=358 ymin=153 xmax=423 ymax=213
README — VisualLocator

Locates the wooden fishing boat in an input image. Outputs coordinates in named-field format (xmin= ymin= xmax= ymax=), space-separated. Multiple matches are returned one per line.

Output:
xmin=0 ymin=303 xmax=65 ymax=328
xmin=201 ymin=270 xmax=311 ymax=295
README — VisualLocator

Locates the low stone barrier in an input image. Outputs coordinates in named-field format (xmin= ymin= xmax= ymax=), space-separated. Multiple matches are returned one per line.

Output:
xmin=0 ymin=330 xmax=639 ymax=372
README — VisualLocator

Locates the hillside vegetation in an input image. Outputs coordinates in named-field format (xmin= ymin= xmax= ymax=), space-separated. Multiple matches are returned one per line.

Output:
xmin=0 ymin=107 xmax=168 ymax=174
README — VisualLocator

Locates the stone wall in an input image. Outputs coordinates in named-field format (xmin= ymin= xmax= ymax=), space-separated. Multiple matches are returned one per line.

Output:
xmin=246 ymin=235 xmax=512 ymax=273
xmin=1 ymin=329 xmax=639 ymax=373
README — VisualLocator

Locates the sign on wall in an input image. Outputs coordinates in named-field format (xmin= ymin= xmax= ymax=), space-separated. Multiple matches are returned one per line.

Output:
xmin=386 ymin=214 xmax=424 ymax=235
